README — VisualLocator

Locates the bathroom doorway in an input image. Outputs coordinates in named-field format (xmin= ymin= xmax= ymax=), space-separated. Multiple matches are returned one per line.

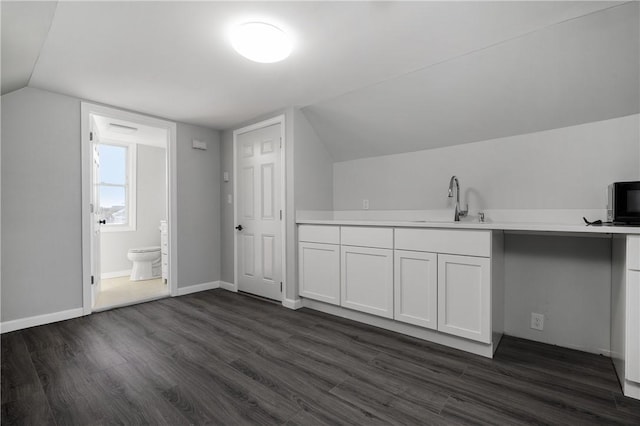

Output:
xmin=81 ymin=103 xmax=177 ymax=313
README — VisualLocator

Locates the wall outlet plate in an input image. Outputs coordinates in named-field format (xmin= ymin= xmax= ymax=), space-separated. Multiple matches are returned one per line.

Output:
xmin=362 ymin=199 xmax=369 ymax=210
xmin=531 ymin=312 xmax=544 ymax=331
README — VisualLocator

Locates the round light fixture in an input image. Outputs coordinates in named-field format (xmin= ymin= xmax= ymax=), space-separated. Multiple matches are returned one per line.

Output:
xmin=230 ymin=21 xmax=292 ymax=63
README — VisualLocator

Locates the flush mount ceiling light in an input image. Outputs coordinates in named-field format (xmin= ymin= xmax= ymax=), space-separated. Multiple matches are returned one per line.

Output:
xmin=230 ymin=21 xmax=292 ymax=63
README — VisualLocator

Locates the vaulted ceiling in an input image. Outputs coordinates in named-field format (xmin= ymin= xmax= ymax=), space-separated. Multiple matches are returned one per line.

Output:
xmin=2 ymin=1 xmax=638 ymax=161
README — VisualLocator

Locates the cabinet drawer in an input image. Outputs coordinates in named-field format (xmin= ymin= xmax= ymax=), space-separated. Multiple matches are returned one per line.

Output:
xmin=395 ymin=228 xmax=490 ymax=257
xmin=628 ymin=236 xmax=640 ymax=271
xmin=299 ymin=225 xmax=340 ymax=245
xmin=341 ymin=227 xmax=393 ymax=249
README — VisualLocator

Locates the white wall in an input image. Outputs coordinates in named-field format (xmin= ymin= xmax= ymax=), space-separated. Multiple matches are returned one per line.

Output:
xmin=331 ymin=115 xmax=640 ymax=354
xmin=100 ymin=144 xmax=166 ymax=274
xmin=1 ymin=87 xmax=221 ymax=323
xmin=334 ymin=115 xmax=639 ymax=212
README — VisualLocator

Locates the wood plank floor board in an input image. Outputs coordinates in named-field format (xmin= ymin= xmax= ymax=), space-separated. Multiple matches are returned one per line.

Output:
xmin=3 ymin=288 xmax=640 ymax=425
xmin=328 ymin=376 xmax=451 ymax=425
xmin=1 ymin=332 xmax=42 ymax=405
xmin=229 ymin=355 xmax=391 ymax=425
xmin=0 ymin=388 xmax=57 ymax=426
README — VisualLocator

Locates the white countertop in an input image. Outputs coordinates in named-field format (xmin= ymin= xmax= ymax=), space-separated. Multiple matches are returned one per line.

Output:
xmin=296 ymin=219 xmax=640 ymax=235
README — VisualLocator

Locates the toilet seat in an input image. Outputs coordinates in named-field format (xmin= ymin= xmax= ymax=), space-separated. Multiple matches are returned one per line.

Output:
xmin=129 ymin=246 xmax=160 ymax=254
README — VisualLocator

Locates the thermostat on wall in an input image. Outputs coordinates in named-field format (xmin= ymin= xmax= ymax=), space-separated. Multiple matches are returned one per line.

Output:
xmin=192 ymin=139 xmax=207 ymax=150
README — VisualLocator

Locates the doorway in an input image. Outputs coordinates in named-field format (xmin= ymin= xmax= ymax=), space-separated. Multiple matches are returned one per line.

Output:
xmin=81 ymin=103 xmax=177 ymax=314
xmin=233 ymin=116 xmax=286 ymax=301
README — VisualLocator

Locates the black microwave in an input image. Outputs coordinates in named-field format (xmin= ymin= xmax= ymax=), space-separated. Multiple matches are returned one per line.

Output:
xmin=608 ymin=181 xmax=640 ymax=224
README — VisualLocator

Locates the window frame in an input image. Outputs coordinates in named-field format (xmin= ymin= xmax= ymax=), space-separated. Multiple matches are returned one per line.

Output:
xmin=98 ymin=139 xmax=137 ymax=232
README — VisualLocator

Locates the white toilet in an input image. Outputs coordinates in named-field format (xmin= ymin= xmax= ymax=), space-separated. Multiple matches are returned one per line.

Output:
xmin=127 ymin=246 xmax=161 ymax=281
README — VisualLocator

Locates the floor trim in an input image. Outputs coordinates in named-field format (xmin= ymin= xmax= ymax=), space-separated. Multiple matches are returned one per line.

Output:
xmin=282 ymin=298 xmax=303 ymax=310
xmin=219 ymin=281 xmax=237 ymax=292
xmin=101 ymin=269 xmax=132 ymax=279
xmin=1 ymin=308 xmax=85 ymax=334
xmin=177 ymin=281 xmax=220 ymax=296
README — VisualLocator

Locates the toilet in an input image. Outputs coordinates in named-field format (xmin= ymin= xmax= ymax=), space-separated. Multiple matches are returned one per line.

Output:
xmin=127 ymin=246 xmax=161 ymax=281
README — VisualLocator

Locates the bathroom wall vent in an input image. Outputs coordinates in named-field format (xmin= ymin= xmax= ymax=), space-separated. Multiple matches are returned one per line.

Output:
xmin=192 ymin=139 xmax=207 ymax=150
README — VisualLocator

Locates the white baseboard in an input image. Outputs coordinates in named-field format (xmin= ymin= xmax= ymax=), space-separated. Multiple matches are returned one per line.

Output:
xmin=1 ymin=308 xmax=85 ymax=334
xmin=219 ymin=281 xmax=237 ymax=292
xmin=177 ymin=281 xmax=220 ymax=296
xmin=283 ymin=298 xmax=303 ymax=310
xmin=101 ymin=269 xmax=131 ymax=279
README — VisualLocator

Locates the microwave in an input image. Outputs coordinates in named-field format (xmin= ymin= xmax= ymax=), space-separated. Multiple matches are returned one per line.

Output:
xmin=608 ymin=181 xmax=640 ymax=224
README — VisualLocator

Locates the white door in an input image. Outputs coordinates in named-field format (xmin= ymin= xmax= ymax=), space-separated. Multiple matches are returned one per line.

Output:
xmin=90 ymin=141 xmax=103 ymax=305
xmin=437 ymin=254 xmax=491 ymax=343
xmin=235 ymin=123 xmax=282 ymax=300
xmin=394 ymin=250 xmax=438 ymax=329
xmin=341 ymin=245 xmax=394 ymax=318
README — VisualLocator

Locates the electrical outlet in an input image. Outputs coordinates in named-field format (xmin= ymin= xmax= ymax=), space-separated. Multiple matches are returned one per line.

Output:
xmin=531 ymin=313 xmax=544 ymax=331
xmin=362 ymin=199 xmax=369 ymax=210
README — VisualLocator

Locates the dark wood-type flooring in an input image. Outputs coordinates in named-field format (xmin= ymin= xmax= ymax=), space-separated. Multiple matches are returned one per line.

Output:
xmin=2 ymin=289 xmax=640 ymax=425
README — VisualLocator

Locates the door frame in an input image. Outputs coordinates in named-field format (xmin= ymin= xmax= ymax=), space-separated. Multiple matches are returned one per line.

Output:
xmin=232 ymin=115 xmax=287 ymax=303
xmin=81 ymin=102 xmax=178 ymax=315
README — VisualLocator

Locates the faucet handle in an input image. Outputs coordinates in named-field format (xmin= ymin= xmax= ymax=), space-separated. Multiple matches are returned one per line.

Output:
xmin=459 ymin=204 xmax=469 ymax=217
xmin=478 ymin=212 xmax=485 ymax=223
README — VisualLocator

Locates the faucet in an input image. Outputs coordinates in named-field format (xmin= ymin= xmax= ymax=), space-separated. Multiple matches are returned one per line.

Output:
xmin=448 ymin=176 xmax=468 ymax=221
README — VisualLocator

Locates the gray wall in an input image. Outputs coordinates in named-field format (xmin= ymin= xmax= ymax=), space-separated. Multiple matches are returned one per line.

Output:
xmin=176 ymin=123 xmax=221 ymax=289
xmin=101 ymin=144 xmax=167 ymax=274
xmin=1 ymin=87 xmax=221 ymax=322
xmin=1 ymin=87 xmax=83 ymax=320
xmin=504 ymin=234 xmax=611 ymax=354
xmin=331 ymin=114 xmax=639 ymax=354
xmin=333 ymin=114 xmax=639 ymax=211
xmin=220 ymin=108 xmax=334 ymax=300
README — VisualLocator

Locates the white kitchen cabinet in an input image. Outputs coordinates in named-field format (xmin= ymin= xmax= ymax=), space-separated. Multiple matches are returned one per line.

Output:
xmin=438 ymin=254 xmax=491 ymax=343
xmin=394 ymin=250 xmax=438 ymax=329
xmin=341 ymin=245 xmax=394 ymax=318
xmin=298 ymin=242 xmax=340 ymax=305
xmin=627 ymin=269 xmax=640 ymax=383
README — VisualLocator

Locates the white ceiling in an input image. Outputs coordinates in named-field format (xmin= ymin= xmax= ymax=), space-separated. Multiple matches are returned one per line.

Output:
xmin=2 ymin=1 xmax=637 ymax=161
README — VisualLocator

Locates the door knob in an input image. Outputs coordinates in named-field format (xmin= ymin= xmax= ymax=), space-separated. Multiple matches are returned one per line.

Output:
xmin=235 ymin=224 xmax=243 ymax=231
xmin=98 ymin=219 xmax=106 ymax=225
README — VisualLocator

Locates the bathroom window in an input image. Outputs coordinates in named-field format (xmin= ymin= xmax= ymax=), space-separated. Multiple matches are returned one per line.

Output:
xmin=97 ymin=142 xmax=137 ymax=232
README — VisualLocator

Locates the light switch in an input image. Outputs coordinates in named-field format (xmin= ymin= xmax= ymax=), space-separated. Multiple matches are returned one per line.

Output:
xmin=223 ymin=171 xmax=229 ymax=182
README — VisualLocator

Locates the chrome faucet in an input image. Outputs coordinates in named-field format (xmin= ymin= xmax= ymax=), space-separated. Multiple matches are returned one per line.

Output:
xmin=448 ymin=176 xmax=468 ymax=221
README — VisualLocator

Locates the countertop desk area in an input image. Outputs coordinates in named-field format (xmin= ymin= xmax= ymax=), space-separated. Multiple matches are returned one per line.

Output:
xmin=295 ymin=217 xmax=640 ymax=400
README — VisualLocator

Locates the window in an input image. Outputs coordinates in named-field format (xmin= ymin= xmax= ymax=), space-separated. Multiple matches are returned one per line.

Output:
xmin=97 ymin=142 xmax=136 ymax=231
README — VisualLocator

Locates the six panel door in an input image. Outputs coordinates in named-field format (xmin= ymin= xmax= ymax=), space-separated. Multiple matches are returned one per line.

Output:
xmin=236 ymin=123 xmax=282 ymax=301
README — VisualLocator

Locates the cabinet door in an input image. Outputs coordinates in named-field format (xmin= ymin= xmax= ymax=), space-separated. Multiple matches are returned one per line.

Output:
xmin=627 ymin=269 xmax=640 ymax=382
xmin=298 ymin=242 xmax=340 ymax=305
xmin=341 ymin=246 xmax=394 ymax=318
xmin=438 ymin=254 xmax=491 ymax=343
xmin=394 ymin=250 xmax=438 ymax=329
